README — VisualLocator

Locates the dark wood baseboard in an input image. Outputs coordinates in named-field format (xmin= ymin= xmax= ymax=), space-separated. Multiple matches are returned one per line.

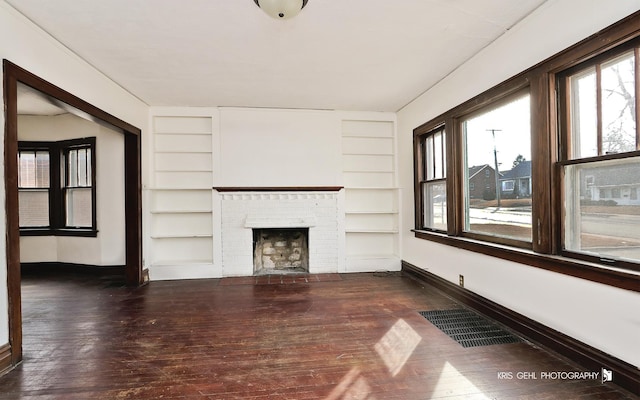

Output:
xmin=21 ymin=262 xmax=125 ymax=277
xmin=401 ymin=261 xmax=640 ymax=396
xmin=0 ymin=343 xmax=12 ymax=375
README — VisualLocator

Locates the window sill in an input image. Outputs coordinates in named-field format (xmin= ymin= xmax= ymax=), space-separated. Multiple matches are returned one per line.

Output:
xmin=20 ymin=228 xmax=98 ymax=238
xmin=412 ymin=229 xmax=639 ymax=292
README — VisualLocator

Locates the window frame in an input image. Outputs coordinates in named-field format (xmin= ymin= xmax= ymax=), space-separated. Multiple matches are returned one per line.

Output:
xmin=18 ymin=137 xmax=97 ymax=237
xmin=412 ymin=12 xmax=640 ymax=291
xmin=414 ymin=125 xmax=448 ymax=233
xmin=17 ymin=142 xmax=54 ymax=229
xmin=458 ymin=88 xmax=533 ymax=249
xmin=556 ymin=36 xmax=640 ymax=272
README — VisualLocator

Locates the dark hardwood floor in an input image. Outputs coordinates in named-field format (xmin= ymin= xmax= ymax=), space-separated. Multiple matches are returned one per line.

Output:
xmin=0 ymin=270 xmax=636 ymax=399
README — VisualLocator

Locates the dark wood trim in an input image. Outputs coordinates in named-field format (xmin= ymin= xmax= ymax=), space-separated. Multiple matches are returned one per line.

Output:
xmin=19 ymin=228 xmax=98 ymax=237
xmin=401 ymin=261 xmax=640 ymax=395
xmin=21 ymin=262 xmax=125 ymax=277
xmin=3 ymin=59 xmax=144 ymax=373
xmin=213 ymin=186 xmax=344 ymax=192
xmin=412 ymin=230 xmax=639 ymax=291
xmin=3 ymin=59 xmax=23 ymax=367
xmin=6 ymin=62 xmax=140 ymax=134
xmin=596 ymin=63 xmax=604 ymax=156
xmin=0 ymin=344 xmax=11 ymax=375
xmin=529 ymin=71 xmax=555 ymax=253
xmin=557 ymin=150 xmax=640 ymax=166
xmin=636 ymin=47 xmax=640 ymax=150
xmin=413 ymin=131 xmax=423 ymax=229
xmin=124 ymin=130 xmax=143 ymax=286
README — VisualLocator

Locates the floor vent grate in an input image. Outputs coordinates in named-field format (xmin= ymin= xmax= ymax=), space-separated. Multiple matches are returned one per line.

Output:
xmin=419 ymin=308 xmax=522 ymax=348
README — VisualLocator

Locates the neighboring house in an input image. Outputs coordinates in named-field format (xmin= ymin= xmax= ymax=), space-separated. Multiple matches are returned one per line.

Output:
xmin=582 ymin=162 xmax=640 ymax=206
xmin=467 ymin=164 xmax=498 ymax=200
xmin=499 ymin=160 xmax=532 ymax=199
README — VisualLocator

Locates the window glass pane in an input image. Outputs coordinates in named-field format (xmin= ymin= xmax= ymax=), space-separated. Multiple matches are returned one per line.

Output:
xmin=570 ymin=68 xmax=598 ymax=159
xmin=425 ymin=136 xmax=434 ymax=180
xmin=434 ymin=131 xmax=443 ymax=179
xmin=601 ymin=51 xmax=636 ymax=154
xmin=67 ymin=147 xmax=92 ymax=188
xmin=463 ymin=93 xmax=532 ymax=242
xmin=67 ymin=149 xmax=78 ymax=187
xmin=422 ymin=182 xmax=447 ymax=231
xmin=18 ymin=151 xmax=49 ymax=188
xmin=66 ymin=187 xmax=92 ymax=227
xmin=36 ymin=151 xmax=50 ymax=187
xmin=563 ymin=157 xmax=640 ymax=263
xmin=85 ymin=148 xmax=92 ymax=186
xmin=19 ymin=190 xmax=49 ymax=227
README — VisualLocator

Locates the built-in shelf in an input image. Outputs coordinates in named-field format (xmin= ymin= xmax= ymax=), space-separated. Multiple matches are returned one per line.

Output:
xmin=341 ymin=117 xmax=399 ymax=263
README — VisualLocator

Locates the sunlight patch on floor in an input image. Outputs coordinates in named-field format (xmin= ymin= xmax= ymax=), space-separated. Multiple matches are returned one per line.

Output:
xmin=374 ymin=318 xmax=422 ymax=377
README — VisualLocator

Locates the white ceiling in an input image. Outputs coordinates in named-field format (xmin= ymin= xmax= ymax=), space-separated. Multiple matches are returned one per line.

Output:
xmin=6 ymin=0 xmax=547 ymax=112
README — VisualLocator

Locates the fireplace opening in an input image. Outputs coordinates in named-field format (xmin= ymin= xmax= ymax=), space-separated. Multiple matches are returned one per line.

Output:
xmin=253 ymin=228 xmax=309 ymax=275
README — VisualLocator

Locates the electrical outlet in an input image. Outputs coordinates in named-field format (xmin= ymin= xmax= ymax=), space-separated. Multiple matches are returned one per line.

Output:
xmin=459 ymin=274 xmax=464 ymax=288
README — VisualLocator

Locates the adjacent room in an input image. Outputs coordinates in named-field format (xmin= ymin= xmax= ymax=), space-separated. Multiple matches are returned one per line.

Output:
xmin=1 ymin=0 xmax=638 ymax=398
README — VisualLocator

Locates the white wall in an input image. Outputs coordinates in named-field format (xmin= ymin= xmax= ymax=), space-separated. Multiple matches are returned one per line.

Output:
xmin=397 ymin=0 xmax=640 ymax=367
xmin=1 ymin=1 xmax=148 ymax=355
xmin=18 ymin=114 xmax=126 ymax=266
xmin=218 ymin=108 xmax=341 ymax=187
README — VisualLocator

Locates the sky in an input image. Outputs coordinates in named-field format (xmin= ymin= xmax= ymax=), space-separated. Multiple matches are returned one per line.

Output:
xmin=464 ymin=93 xmax=531 ymax=172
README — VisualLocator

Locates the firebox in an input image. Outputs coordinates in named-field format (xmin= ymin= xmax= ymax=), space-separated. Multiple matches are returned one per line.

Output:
xmin=252 ymin=228 xmax=309 ymax=275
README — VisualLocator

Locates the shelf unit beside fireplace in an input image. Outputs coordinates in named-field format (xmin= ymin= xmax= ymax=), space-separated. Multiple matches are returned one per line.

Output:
xmin=148 ymin=114 xmax=215 ymax=270
xmin=341 ymin=117 xmax=399 ymax=266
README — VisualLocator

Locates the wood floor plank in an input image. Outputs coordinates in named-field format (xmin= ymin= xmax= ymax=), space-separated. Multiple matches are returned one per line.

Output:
xmin=0 ymin=271 xmax=636 ymax=399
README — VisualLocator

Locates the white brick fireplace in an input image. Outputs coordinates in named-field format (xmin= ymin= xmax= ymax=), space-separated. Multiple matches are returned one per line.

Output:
xmin=217 ymin=189 xmax=345 ymax=276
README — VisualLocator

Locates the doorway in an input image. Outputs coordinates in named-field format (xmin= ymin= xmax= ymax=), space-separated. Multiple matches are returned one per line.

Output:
xmin=3 ymin=60 xmax=143 ymax=369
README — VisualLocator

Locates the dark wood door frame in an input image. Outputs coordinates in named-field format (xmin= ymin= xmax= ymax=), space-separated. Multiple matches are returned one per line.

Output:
xmin=2 ymin=60 xmax=143 ymax=368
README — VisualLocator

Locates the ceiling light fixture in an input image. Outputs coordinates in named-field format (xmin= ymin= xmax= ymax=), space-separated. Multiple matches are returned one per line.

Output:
xmin=253 ymin=0 xmax=309 ymax=19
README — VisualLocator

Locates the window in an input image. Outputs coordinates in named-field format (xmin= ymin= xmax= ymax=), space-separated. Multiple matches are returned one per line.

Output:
xmin=462 ymin=92 xmax=532 ymax=244
xmin=413 ymin=14 xmax=640 ymax=285
xmin=502 ymin=180 xmax=515 ymax=191
xmin=416 ymin=127 xmax=447 ymax=231
xmin=64 ymin=144 xmax=93 ymax=228
xmin=559 ymin=41 xmax=640 ymax=266
xmin=18 ymin=138 xmax=96 ymax=236
xmin=18 ymin=148 xmax=50 ymax=227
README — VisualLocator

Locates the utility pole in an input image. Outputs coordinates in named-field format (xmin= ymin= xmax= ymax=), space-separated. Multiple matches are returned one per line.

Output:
xmin=487 ymin=129 xmax=502 ymax=209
